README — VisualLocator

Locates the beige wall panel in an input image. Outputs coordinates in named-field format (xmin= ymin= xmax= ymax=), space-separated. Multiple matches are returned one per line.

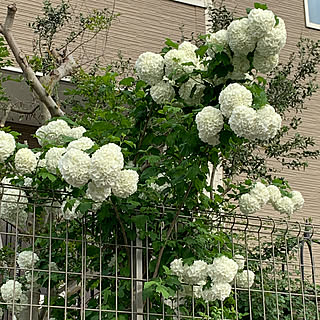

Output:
xmin=224 ymin=0 xmax=320 ymax=224
xmin=0 ymin=0 xmax=205 ymax=64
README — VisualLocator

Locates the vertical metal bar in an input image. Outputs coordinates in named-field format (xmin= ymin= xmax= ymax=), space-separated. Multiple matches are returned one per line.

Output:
xmin=65 ymin=222 xmax=69 ymax=320
xmin=99 ymin=222 xmax=102 ymax=320
xmin=257 ymin=217 xmax=266 ymax=320
xmin=47 ymin=203 xmax=53 ymax=320
xmin=270 ymin=219 xmax=280 ymax=320
xmin=115 ymin=233 xmax=118 ymax=320
xmin=136 ymin=234 xmax=143 ymax=320
xmin=146 ymin=221 xmax=150 ymax=320
xmin=283 ymin=223 xmax=294 ymax=320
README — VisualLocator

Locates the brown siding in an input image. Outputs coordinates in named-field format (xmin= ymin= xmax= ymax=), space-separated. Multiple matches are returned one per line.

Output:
xmin=224 ymin=0 xmax=320 ymax=224
xmin=0 ymin=0 xmax=205 ymax=63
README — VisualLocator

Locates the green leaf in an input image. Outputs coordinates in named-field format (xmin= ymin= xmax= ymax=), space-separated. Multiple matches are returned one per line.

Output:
xmin=254 ymin=2 xmax=268 ymax=10
xmin=165 ymin=38 xmax=179 ymax=49
xmin=275 ymin=15 xmax=280 ymax=26
xmin=78 ymin=200 xmax=92 ymax=214
xmin=38 ymin=171 xmax=57 ymax=182
xmin=119 ymin=77 xmax=134 ymax=86
xmin=246 ymin=8 xmax=252 ymax=14
xmin=155 ymin=284 xmax=170 ymax=299
xmin=195 ymin=45 xmax=208 ymax=57
xmin=131 ymin=215 xmax=149 ymax=230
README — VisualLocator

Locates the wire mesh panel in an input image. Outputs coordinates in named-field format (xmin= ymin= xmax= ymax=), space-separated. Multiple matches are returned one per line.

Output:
xmin=0 ymin=185 xmax=319 ymax=320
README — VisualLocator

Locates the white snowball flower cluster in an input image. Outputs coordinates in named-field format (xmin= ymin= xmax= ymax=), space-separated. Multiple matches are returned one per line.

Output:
xmin=179 ymin=77 xmax=205 ymax=106
xmin=58 ymin=149 xmax=91 ymax=188
xmin=207 ymin=256 xmax=238 ymax=283
xmin=69 ymin=126 xmax=86 ymax=140
xmin=0 ymin=280 xmax=22 ymax=302
xmin=14 ymin=148 xmax=37 ymax=174
xmin=17 ymin=251 xmax=39 ymax=270
xmin=240 ymin=182 xmax=304 ymax=216
xmin=36 ymin=119 xmax=70 ymax=146
xmin=45 ymin=147 xmax=66 ymax=174
xmin=239 ymin=182 xmax=269 ymax=214
xmin=233 ymin=254 xmax=245 ymax=270
xmin=112 ymin=169 xmax=139 ymax=198
xmin=256 ymin=17 xmax=287 ymax=56
xmin=228 ymin=103 xmax=281 ymax=141
xmin=150 ymin=81 xmax=175 ymax=104
xmin=195 ymin=106 xmax=224 ymax=146
xmin=170 ymin=255 xmax=255 ymax=302
xmin=248 ymin=8 xmax=275 ymax=39
xmin=170 ymin=259 xmax=185 ymax=278
xmin=90 ymin=143 xmax=124 ymax=188
xmin=164 ymin=42 xmax=200 ymax=80
xmin=0 ymin=131 xmax=15 ymax=162
xmin=183 ymin=260 xmax=208 ymax=284
xmin=60 ymin=199 xmax=81 ymax=220
xmin=66 ymin=137 xmax=94 ymax=151
xmin=236 ymin=270 xmax=255 ymax=288
xmin=206 ymin=29 xmax=228 ymax=58
xmin=86 ymin=181 xmax=111 ymax=202
xmin=0 ymin=179 xmax=28 ymax=225
xmin=227 ymin=18 xmax=256 ymax=56
xmin=253 ymin=53 xmax=279 ymax=74
xmin=224 ymin=8 xmax=285 ymax=74
xmin=135 ymin=52 xmax=164 ymax=85
xmin=219 ymin=83 xmax=252 ymax=118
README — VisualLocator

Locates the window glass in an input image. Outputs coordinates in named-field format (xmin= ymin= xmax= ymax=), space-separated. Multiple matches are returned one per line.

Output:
xmin=305 ymin=0 xmax=320 ymax=29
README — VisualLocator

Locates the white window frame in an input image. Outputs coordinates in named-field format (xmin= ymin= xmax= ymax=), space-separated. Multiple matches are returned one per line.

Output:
xmin=171 ymin=0 xmax=207 ymax=8
xmin=304 ymin=0 xmax=320 ymax=30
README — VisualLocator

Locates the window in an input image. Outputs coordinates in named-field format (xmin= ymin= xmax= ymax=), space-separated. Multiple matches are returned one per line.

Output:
xmin=304 ymin=0 xmax=320 ymax=30
xmin=171 ymin=0 xmax=207 ymax=8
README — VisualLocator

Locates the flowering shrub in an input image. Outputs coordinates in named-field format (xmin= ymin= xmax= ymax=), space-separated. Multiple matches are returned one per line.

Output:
xmin=0 ymin=2 xmax=313 ymax=319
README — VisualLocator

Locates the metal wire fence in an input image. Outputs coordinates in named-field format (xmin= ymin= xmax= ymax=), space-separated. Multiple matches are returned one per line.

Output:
xmin=0 ymin=184 xmax=319 ymax=320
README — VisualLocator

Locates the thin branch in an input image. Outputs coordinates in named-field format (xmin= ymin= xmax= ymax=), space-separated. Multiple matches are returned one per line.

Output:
xmin=152 ymin=182 xmax=193 ymax=279
xmin=0 ymin=103 xmax=11 ymax=127
xmin=209 ymin=164 xmax=216 ymax=201
xmin=0 ymin=4 xmax=64 ymax=120
xmin=111 ymin=201 xmax=130 ymax=257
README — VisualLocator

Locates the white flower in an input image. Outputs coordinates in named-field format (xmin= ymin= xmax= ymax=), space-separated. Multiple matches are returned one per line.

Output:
xmin=17 ymin=251 xmax=39 ymax=270
xmin=58 ymin=149 xmax=91 ymax=188
xmin=179 ymin=77 xmax=205 ymax=105
xmin=210 ymin=282 xmax=232 ymax=301
xmin=229 ymin=105 xmax=257 ymax=140
xmin=273 ymin=196 xmax=294 ymax=216
xmin=86 ymin=181 xmax=111 ymax=202
xmin=183 ymin=260 xmax=208 ymax=284
xmin=255 ymin=105 xmax=282 ymax=140
xmin=250 ymin=182 xmax=269 ymax=206
xmin=208 ymin=256 xmax=238 ymax=283
xmin=0 ymin=131 xmax=15 ymax=162
xmin=68 ymin=126 xmax=86 ymax=140
xmin=135 ymin=52 xmax=164 ymax=85
xmin=61 ymin=199 xmax=81 ymax=220
xmin=67 ymin=137 xmax=94 ymax=151
xmin=291 ymin=191 xmax=304 ymax=211
xmin=236 ymin=270 xmax=255 ymax=288
xmin=164 ymin=49 xmax=198 ymax=80
xmin=149 ymin=173 xmax=171 ymax=194
xmin=239 ymin=193 xmax=261 ymax=214
xmin=178 ymin=41 xmax=198 ymax=57
xmin=0 ymin=280 xmax=22 ymax=302
xmin=35 ymin=152 xmax=46 ymax=168
xmin=253 ymin=53 xmax=279 ymax=74
xmin=219 ymin=83 xmax=253 ymax=118
xmin=23 ymin=177 xmax=33 ymax=187
xmin=90 ymin=143 xmax=124 ymax=188
xmin=0 ymin=182 xmax=28 ymax=226
xmin=14 ymin=148 xmax=37 ymax=174
xmin=170 ymin=258 xmax=184 ymax=278
xmin=36 ymin=119 xmax=71 ymax=146
xmin=45 ymin=147 xmax=66 ymax=174
xmin=196 ymin=106 xmax=224 ymax=145
xmin=232 ymin=55 xmax=250 ymax=79
xmin=248 ymin=8 xmax=276 ymax=39
xmin=112 ymin=169 xmax=139 ymax=198
xmin=150 ymin=81 xmax=175 ymax=104
xmin=206 ymin=30 xmax=228 ymax=57
xmin=256 ymin=17 xmax=287 ymax=56
xmin=227 ymin=18 xmax=256 ymax=55
xmin=199 ymin=133 xmax=220 ymax=147
xmin=233 ymin=254 xmax=245 ymax=270
xmin=267 ymin=185 xmax=282 ymax=204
